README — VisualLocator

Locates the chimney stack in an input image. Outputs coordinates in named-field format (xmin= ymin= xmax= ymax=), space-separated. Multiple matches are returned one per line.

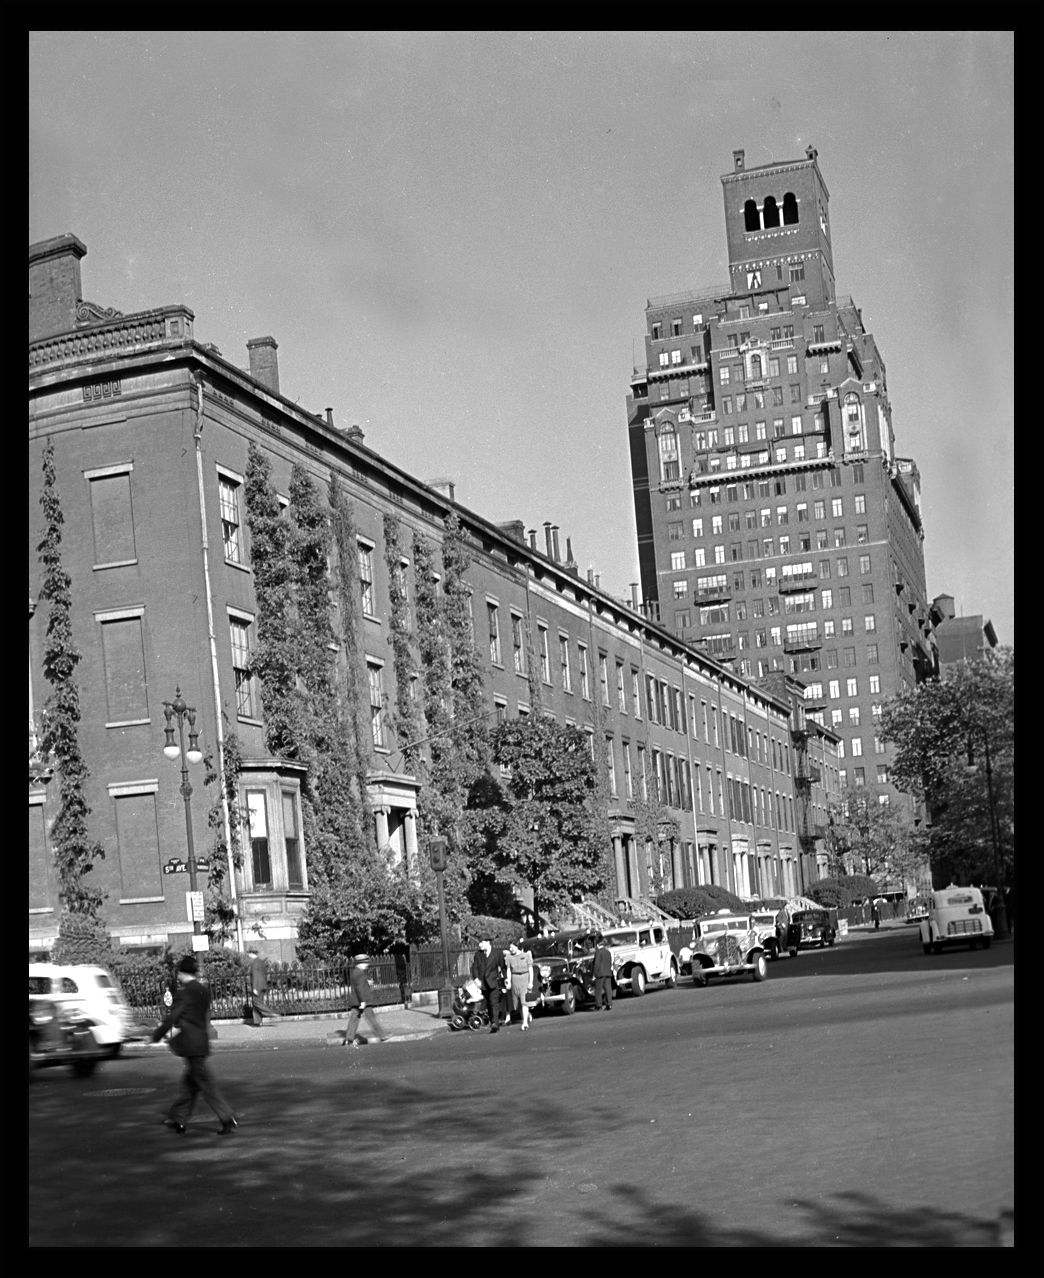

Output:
xmin=247 ymin=337 xmax=280 ymax=394
xmin=551 ymin=525 xmax=561 ymax=562
xmin=527 ymin=529 xmax=538 ymax=551
xmin=587 ymin=568 xmax=595 ymax=585
xmin=325 ymin=407 xmax=334 ymax=427
xmin=544 ymin=522 xmax=553 ymax=557
xmin=428 ymin=477 xmax=456 ymax=502
xmin=629 ymin=583 xmax=639 ymax=610
xmin=733 ymin=149 xmax=745 ymax=172
xmin=29 ymin=233 xmax=87 ymax=341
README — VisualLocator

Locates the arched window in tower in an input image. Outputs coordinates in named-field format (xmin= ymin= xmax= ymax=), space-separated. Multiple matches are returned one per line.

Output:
xmin=782 ymin=192 xmax=799 ymax=225
xmin=658 ymin=423 xmax=680 ymax=482
xmin=750 ymin=354 xmax=763 ymax=380
xmin=762 ymin=195 xmax=780 ymax=228
xmin=843 ymin=393 xmax=866 ymax=453
xmin=744 ymin=200 xmax=761 ymax=232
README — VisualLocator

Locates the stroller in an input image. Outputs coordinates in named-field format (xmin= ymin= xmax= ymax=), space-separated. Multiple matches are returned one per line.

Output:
xmin=449 ymin=979 xmax=490 ymax=1031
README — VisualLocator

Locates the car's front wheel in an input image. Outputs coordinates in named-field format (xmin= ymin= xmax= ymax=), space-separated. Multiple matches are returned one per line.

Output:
xmin=692 ymin=968 xmax=708 ymax=988
xmin=664 ymin=960 xmax=678 ymax=989
xmin=560 ymin=984 xmax=577 ymax=1015
xmin=819 ymin=936 xmax=826 ymax=948
xmin=827 ymin=936 xmax=835 ymax=947
xmin=767 ymin=941 xmax=779 ymax=962
xmin=631 ymin=967 xmax=646 ymax=997
xmin=751 ymin=953 xmax=768 ymax=982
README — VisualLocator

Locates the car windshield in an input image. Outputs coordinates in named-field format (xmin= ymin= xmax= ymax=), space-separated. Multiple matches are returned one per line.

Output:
xmin=94 ymin=973 xmax=114 ymax=988
xmin=525 ymin=938 xmax=570 ymax=958
xmin=28 ymin=977 xmax=51 ymax=995
xmin=726 ymin=919 xmax=749 ymax=930
xmin=751 ymin=914 xmax=775 ymax=925
xmin=603 ymin=931 xmax=638 ymax=947
xmin=700 ymin=922 xmax=726 ymax=934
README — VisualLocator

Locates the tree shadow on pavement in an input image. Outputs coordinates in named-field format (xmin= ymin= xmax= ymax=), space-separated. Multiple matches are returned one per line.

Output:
xmin=28 ymin=1065 xmax=1011 ymax=1249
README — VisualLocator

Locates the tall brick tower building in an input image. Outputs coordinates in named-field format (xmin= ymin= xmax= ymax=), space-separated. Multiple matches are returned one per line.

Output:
xmin=627 ymin=147 xmax=935 ymax=807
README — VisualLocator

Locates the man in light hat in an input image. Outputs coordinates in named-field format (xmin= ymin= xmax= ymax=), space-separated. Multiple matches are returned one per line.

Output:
xmin=343 ymin=954 xmax=390 ymax=1047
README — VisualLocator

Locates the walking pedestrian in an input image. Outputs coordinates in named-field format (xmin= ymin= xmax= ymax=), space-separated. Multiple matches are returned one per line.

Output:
xmin=247 ymin=948 xmax=282 ymax=1027
xmin=343 ymin=955 xmax=390 ymax=1047
xmin=471 ymin=938 xmax=507 ymax=1032
xmin=591 ymin=934 xmax=614 ymax=1011
xmin=151 ymin=954 xmax=237 ymax=1136
xmin=871 ymin=901 xmax=882 ymax=930
xmin=506 ymin=941 xmax=534 ymax=1031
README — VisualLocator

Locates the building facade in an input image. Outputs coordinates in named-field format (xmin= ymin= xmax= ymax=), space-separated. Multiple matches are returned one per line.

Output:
xmin=29 ymin=234 xmax=832 ymax=958
xmin=627 ymin=148 xmax=935 ymax=813
xmin=930 ymin=593 xmax=998 ymax=668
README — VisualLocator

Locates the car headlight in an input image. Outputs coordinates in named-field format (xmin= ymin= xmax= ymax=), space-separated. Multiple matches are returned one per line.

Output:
xmin=679 ymin=947 xmax=691 ymax=963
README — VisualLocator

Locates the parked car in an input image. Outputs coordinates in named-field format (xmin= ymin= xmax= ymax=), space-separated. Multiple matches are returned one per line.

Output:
xmin=522 ymin=930 xmax=599 ymax=1014
xmin=28 ymin=998 xmax=112 ymax=1078
xmin=919 ymin=886 xmax=994 ymax=954
xmin=28 ymin=964 xmax=136 ymax=1053
xmin=906 ymin=898 xmax=929 ymax=925
xmin=793 ymin=909 xmax=837 ymax=949
xmin=599 ymin=922 xmax=678 ymax=996
xmin=685 ymin=911 xmax=768 ymax=985
xmin=748 ymin=907 xmax=801 ymax=960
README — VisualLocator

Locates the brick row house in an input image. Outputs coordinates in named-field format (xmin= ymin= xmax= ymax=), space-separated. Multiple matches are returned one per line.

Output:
xmin=28 ymin=233 xmax=836 ymax=958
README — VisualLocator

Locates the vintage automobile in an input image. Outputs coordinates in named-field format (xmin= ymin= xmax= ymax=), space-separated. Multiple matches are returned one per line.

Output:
xmin=906 ymin=898 xmax=930 ymax=925
xmin=28 ymin=963 xmax=137 ymax=1053
xmin=919 ymin=886 xmax=994 ymax=954
xmin=685 ymin=910 xmax=769 ymax=984
xmin=748 ymin=906 xmax=801 ymax=960
xmin=598 ymin=922 xmax=678 ymax=996
xmin=793 ymin=908 xmax=838 ymax=949
xmin=28 ymin=998 xmax=111 ymax=1078
xmin=522 ymin=930 xmax=600 ymax=1014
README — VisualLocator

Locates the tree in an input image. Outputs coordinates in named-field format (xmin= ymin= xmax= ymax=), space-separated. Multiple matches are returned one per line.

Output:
xmin=475 ymin=717 xmax=607 ymax=927
xmin=37 ymin=440 xmax=105 ymax=920
xmin=824 ymin=784 xmax=928 ymax=894
xmin=881 ymin=648 xmax=1013 ymax=889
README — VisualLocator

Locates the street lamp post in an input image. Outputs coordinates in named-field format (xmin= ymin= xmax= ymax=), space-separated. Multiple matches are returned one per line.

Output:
xmin=163 ymin=688 xmax=206 ymax=945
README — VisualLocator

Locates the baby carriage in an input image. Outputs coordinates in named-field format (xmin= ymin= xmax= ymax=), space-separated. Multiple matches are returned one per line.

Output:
xmin=449 ymin=979 xmax=490 ymax=1031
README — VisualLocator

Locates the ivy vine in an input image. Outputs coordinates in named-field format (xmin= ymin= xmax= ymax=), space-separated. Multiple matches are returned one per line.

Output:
xmin=202 ymin=720 xmax=243 ymax=943
xmin=382 ymin=513 xmax=423 ymax=775
xmin=37 ymin=439 xmax=105 ymax=919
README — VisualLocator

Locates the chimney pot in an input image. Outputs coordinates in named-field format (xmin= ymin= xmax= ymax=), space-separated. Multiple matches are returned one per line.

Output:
xmin=544 ymin=522 xmax=553 ymax=557
xmin=246 ymin=336 xmax=280 ymax=395
xmin=629 ymin=582 xmax=639 ymax=610
xmin=527 ymin=529 xmax=538 ymax=551
xmin=325 ymin=407 xmax=334 ymax=427
xmin=551 ymin=525 xmax=561 ymax=562
xmin=587 ymin=568 xmax=595 ymax=585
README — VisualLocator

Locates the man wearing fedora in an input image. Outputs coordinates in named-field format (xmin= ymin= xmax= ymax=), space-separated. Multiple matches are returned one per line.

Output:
xmin=343 ymin=954 xmax=390 ymax=1047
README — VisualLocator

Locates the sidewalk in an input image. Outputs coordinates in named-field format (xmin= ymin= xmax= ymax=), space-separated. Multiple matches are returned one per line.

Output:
xmin=124 ymin=1002 xmax=449 ymax=1055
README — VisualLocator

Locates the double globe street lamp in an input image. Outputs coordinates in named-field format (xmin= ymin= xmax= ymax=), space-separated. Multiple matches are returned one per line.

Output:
xmin=162 ymin=687 xmax=206 ymax=943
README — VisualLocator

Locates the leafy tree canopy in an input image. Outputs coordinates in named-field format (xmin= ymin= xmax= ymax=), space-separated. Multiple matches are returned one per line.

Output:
xmin=824 ymin=784 xmax=928 ymax=893
xmin=474 ymin=717 xmax=607 ymax=927
xmin=881 ymin=648 xmax=1013 ymax=887
xmin=656 ymin=885 xmax=746 ymax=919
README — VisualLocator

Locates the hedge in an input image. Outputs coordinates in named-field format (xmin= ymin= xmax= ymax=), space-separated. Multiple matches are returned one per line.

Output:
xmin=656 ymin=885 xmax=746 ymax=919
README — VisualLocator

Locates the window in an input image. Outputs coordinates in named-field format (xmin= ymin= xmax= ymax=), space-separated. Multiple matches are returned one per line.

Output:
xmin=854 ymin=494 xmax=866 ymax=515
xmin=797 ymin=503 xmax=808 ymax=522
xmin=730 ymin=543 xmax=743 ymax=561
xmin=864 ymin=614 xmax=876 ymax=633
xmin=769 ymin=357 xmax=780 ymax=377
xmin=99 ymin=609 xmax=149 ymax=725
xmin=821 ymin=589 xmax=833 ymax=609
xmin=774 ymin=477 xmax=787 ymax=496
xmin=671 ymin=349 xmax=682 ymax=365
xmin=637 ymin=745 xmax=648 ymax=800
xmin=712 ymin=514 xmax=723 ymax=535
xmin=826 ymin=649 xmax=838 ymax=669
xmin=867 ymin=643 xmax=879 ymax=665
xmin=658 ymin=425 xmax=680 ymax=482
xmin=834 ymin=528 xmax=847 ymax=548
xmin=720 ymin=366 xmax=731 ymax=385
xmin=673 ymin=580 xmax=687 ymax=600
xmin=721 ymin=396 xmax=733 ymax=415
xmin=745 ymin=510 xmax=757 ymax=530
xmin=283 ymin=790 xmax=304 ymax=889
xmin=651 ymin=323 xmax=662 ymax=340
xmin=831 ymin=498 xmax=843 ymax=519
xmin=606 ymin=737 xmax=618 ymax=798
xmin=838 ymin=586 xmax=852 ymax=607
xmin=494 ymin=697 xmax=507 ymax=726
xmin=824 ymin=620 xmax=835 ymax=637
xmin=770 ymin=625 xmax=782 ymax=646
xmin=816 ymin=530 xmax=828 ymax=550
xmin=623 ymin=741 xmax=633 ymax=800
xmin=616 ymin=661 xmax=627 ymax=713
xmin=358 ymin=542 xmax=375 ymax=615
xmin=831 ymin=709 xmax=843 ymax=727
xmin=772 ymin=386 xmax=784 ymax=406
xmin=229 ymin=613 xmax=257 ymax=719
xmin=753 ymin=597 xmax=764 ymax=617
xmin=714 ymin=545 xmax=726 ymax=564
xmin=869 ymin=674 xmax=881 ymax=695
xmin=246 ymin=791 xmax=272 ymax=889
xmin=856 ymin=525 xmax=869 ymax=544
xmin=692 ymin=517 xmax=704 ymax=537
xmin=670 ymin=551 xmax=686 ymax=571
xmin=112 ymin=787 xmax=162 ymax=900
xmin=659 ymin=351 xmax=670 ymax=368
xmin=511 ymin=613 xmax=525 ymax=675
xmin=851 ymin=737 xmax=863 ymax=757
xmin=862 ymin=583 xmax=875 ymax=604
xmin=666 ymin=495 xmax=681 ymax=512
xmin=694 ymin=548 xmax=706 ymax=567
xmin=539 ymin=625 xmax=552 ymax=683
xmin=738 ymin=424 xmax=749 ymax=443
xmin=86 ymin=464 xmax=138 ymax=568
xmin=775 ymin=447 xmax=787 ymax=464
xmin=560 ymin=636 xmax=572 ymax=692
xmin=872 ymin=703 xmax=883 ymax=723
xmin=844 ymin=648 xmax=857 ymax=668
xmin=828 ymin=679 xmax=840 ymax=699
xmin=779 ymin=535 xmax=791 ymax=555
xmin=819 ymin=559 xmax=831 ymax=580
xmin=368 ymin=662 xmax=386 ymax=747
xmin=876 ymin=765 xmax=889 ymax=784
xmin=849 ymin=707 xmax=861 ymax=726
xmin=218 ymin=474 xmax=243 ymax=564
xmin=667 ymin=520 xmax=684 ymax=541
xmin=599 ymin=653 xmax=610 ymax=706
xmin=837 ymin=557 xmax=849 ymax=577
xmin=789 ymin=261 xmax=804 ymax=280
xmin=842 ymin=617 xmax=854 ymax=635
xmin=860 ymin=553 xmax=872 ymax=573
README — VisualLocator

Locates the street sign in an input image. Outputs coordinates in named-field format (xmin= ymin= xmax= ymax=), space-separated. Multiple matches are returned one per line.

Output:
xmin=429 ymin=839 xmax=448 ymax=872
xmin=191 ymin=933 xmax=210 ymax=953
xmin=195 ymin=857 xmax=210 ymax=873
xmin=186 ymin=891 xmax=205 ymax=923
xmin=163 ymin=859 xmax=186 ymax=875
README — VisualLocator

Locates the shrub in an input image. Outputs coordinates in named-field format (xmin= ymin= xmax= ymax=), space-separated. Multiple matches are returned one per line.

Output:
xmin=656 ymin=886 xmax=746 ymax=919
xmin=459 ymin=914 xmax=524 ymax=949
xmin=807 ymin=883 xmax=852 ymax=909
xmin=50 ymin=911 xmax=115 ymax=965
xmin=835 ymin=873 xmax=879 ymax=901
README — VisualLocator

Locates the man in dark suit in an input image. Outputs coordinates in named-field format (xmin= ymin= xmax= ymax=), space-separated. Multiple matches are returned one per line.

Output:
xmin=343 ymin=955 xmax=390 ymax=1047
xmin=247 ymin=948 xmax=282 ymax=1027
xmin=591 ymin=934 xmax=614 ymax=1010
xmin=152 ymin=954 xmax=236 ymax=1135
xmin=471 ymin=938 xmax=507 ymax=1032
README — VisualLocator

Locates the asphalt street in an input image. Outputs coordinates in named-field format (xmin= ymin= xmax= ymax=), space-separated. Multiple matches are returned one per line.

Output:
xmin=27 ymin=926 xmax=1014 ymax=1248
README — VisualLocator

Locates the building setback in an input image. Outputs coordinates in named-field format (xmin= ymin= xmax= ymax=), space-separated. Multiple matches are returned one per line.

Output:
xmin=28 ymin=234 xmax=838 ymax=959
xmin=627 ymin=147 xmax=934 ymax=813
xmin=930 ymin=593 xmax=998 ymax=668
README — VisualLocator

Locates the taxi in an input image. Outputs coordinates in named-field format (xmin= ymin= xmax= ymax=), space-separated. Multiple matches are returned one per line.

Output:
xmin=919 ymin=886 xmax=994 ymax=954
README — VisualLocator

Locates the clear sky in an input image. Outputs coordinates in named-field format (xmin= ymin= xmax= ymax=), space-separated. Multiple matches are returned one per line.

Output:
xmin=29 ymin=31 xmax=1014 ymax=644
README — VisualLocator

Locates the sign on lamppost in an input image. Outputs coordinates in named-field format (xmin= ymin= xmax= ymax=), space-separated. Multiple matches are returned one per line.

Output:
xmin=186 ymin=892 xmax=206 ymax=923
xmin=429 ymin=838 xmax=453 ymax=1017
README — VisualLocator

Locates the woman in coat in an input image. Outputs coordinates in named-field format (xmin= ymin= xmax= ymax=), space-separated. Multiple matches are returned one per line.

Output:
xmin=505 ymin=941 xmax=534 ymax=1031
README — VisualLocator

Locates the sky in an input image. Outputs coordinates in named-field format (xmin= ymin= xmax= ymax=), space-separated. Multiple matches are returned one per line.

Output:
xmin=29 ymin=31 xmax=1014 ymax=644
